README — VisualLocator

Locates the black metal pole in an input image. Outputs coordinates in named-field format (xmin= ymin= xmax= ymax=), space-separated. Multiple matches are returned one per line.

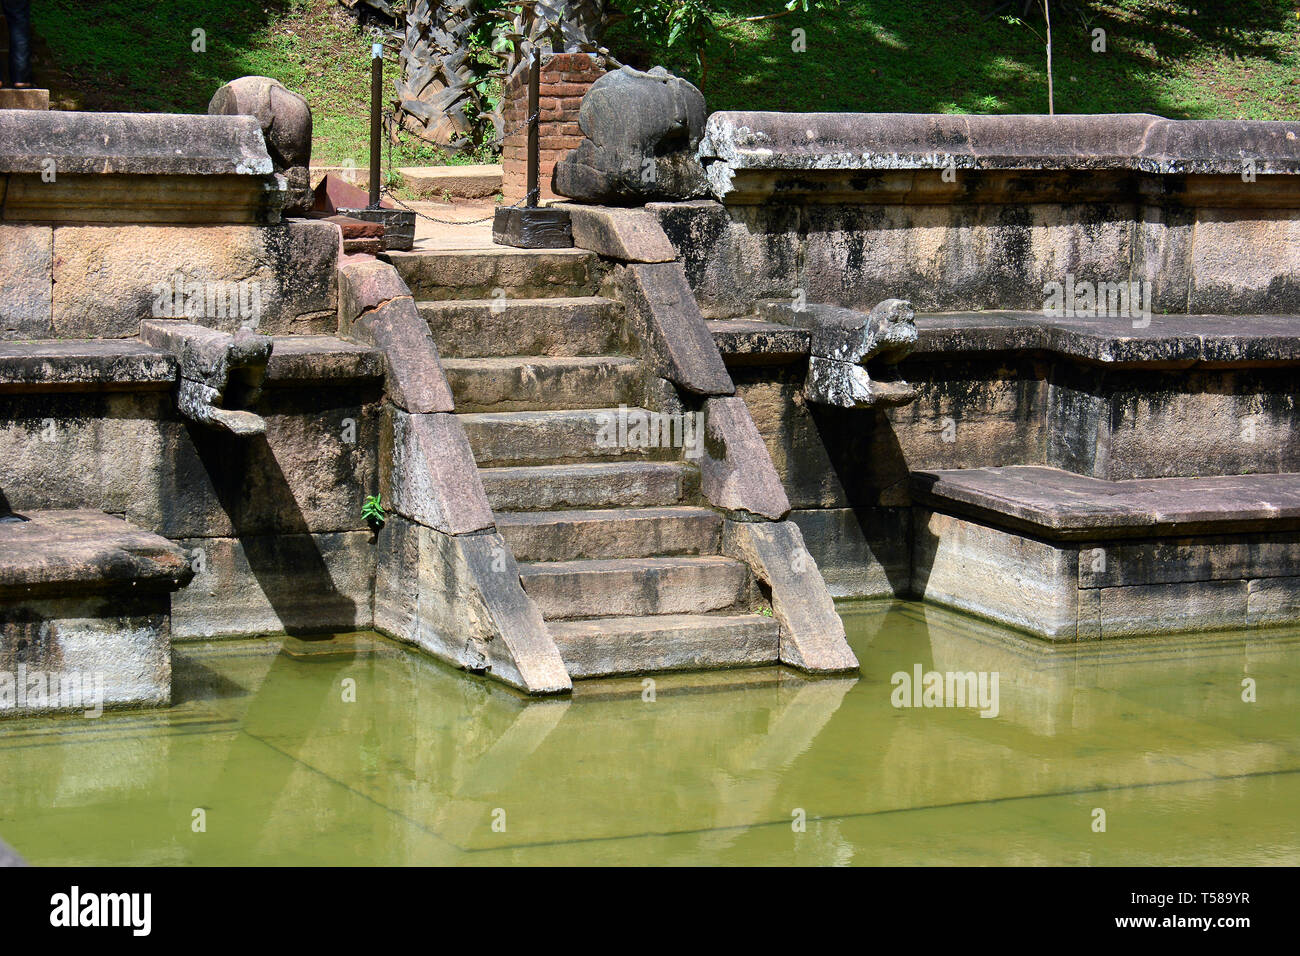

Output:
xmin=526 ymin=48 xmax=539 ymax=208
xmin=369 ymin=42 xmax=383 ymax=208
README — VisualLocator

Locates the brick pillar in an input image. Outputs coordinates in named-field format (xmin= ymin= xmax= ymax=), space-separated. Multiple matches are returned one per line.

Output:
xmin=502 ymin=52 xmax=606 ymax=205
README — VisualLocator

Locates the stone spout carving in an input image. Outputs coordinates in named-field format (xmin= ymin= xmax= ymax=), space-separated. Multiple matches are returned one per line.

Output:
xmin=140 ymin=320 xmax=273 ymax=436
xmin=763 ymin=298 xmax=919 ymax=409
xmin=552 ymin=65 xmax=709 ymax=205
xmin=208 ymin=76 xmax=313 ymax=216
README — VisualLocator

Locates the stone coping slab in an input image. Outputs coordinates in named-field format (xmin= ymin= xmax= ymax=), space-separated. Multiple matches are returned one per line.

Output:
xmin=699 ymin=112 xmax=1300 ymax=183
xmin=0 ymin=339 xmax=176 ymax=391
xmin=711 ymin=312 xmax=1300 ymax=368
xmin=0 ymin=336 xmax=381 ymax=390
xmin=263 ymin=335 xmax=384 ymax=384
xmin=913 ymin=312 xmax=1300 ymax=366
xmin=0 ymin=510 xmax=193 ymax=598
xmin=911 ymin=466 xmax=1300 ymax=540
xmin=0 ymin=110 xmax=273 ymax=177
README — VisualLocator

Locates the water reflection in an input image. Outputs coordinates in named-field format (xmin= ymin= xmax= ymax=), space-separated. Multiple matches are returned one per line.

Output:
xmin=1 ymin=601 xmax=1296 ymax=865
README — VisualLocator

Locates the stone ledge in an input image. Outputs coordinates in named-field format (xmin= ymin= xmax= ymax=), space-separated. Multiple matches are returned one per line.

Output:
xmin=0 ymin=110 xmax=273 ymax=177
xmin=912 ymin=466 xmax=1300 ymax=541
xmin=0 ymin=340 xmax=176 ymax=391
xmin=700 ymin=112 xmax=1300 ymax=201
xmin=0 ymin=510 xmax=194 ymax=598
xmin=914 ymin=312 xmax=1300 ymax=367
xmin=711 ymin=311 xmax=1300 ymax=368
xmin=0 ymin=336 xmax=382 ymax=391
xmin=263 ymin=335 xmax=384 ymax=385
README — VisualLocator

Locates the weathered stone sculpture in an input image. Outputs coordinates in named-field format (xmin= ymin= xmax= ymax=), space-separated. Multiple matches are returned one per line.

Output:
xmin=140 ymin=320 xmax=273 ymax=436
xmin=552 ymin=65 xmax=708 ymax=204
xmin=764 ymin=298 xmax=918 ymax=409
xmin=208 ymin=76 xmax=313 ymax=216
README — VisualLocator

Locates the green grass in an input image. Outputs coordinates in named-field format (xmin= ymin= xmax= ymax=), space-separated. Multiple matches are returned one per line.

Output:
xmin=30 ymin=0 xmax=489 ymax=167
xmin=28 ymin=0 xmax=1300 ymax=173
xmin=606 ymin=0 xmax=1300 ymax=119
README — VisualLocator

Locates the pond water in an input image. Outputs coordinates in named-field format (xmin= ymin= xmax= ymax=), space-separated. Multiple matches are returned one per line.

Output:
xmin=2 ymin=600 xmax=1297 ymax=865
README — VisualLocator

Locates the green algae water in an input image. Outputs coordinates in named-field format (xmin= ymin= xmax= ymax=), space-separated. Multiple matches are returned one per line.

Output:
xmin=2 ymin=599 xmax=1297 ymax=866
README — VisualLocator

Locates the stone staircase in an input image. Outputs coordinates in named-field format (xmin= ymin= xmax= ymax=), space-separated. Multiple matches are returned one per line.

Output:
xmin=394 ymin=247 xmax=781 ymax=679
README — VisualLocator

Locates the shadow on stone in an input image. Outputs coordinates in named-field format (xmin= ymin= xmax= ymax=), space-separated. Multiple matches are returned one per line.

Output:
xmin=191 ymin=427 xmax=357 ymax=636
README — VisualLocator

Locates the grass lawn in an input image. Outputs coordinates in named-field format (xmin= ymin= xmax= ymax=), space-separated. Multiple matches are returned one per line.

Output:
xmin=28 ymin=0 xmax=1300 ymax=171
xmin=610 ymin=0 xmax=1300 ymax=119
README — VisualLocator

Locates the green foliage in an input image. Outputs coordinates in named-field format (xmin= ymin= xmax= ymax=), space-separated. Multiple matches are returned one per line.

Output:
xmin=618 ymin=0 xmax=841 ymax=71
xmin=362 ymin=494 xmax=386 ymax=528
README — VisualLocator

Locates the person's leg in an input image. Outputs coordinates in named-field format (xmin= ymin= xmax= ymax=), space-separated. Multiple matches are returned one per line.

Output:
xmin=1 ymin=0 xmax=33 ymax=87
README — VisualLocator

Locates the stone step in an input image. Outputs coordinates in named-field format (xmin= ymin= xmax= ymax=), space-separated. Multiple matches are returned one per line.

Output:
xmin=460 ymin=408 xmax=679 ymax=467
xmin=911 ymin=466 xmax=1300 ymax=540
xmin=419 ymin=296 xmax=623 ymax=358
xmin=387 ymin=247 xmax=602 ymax=299
xmin=519 ymin=556 xmax=755 ymax=620
xmin=549 ymin=613 xmax=781 ymax=678
xmin=480 ymin=461 xmax=700 ymax=512
xmin=441 ymin=355 xmax=641 ymax=412
xmin=497 ymin=506 xmax=723 ymax=561
xmin=396 ymin=164 xmax=502 ymax=200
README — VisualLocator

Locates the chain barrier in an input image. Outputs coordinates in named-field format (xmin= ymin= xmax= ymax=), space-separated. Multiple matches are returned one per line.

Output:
xmin=376 ymin=108 xmax=539 ymax=226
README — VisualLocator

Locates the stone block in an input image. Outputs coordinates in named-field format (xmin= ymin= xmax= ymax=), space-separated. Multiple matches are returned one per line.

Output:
xmin=352 ymin=298 xmax=454 ymax=413
xmin=721 ymin=518 xmax=858 ymax=673
xmin=0 ymin=225 xmax=52 ymax=339
xmin=700 ymin=396 xmax=790 ymax=519
xmin=912 ymin=509 xmax=1080 ymax=639
xmin=788 ymin=506 xmax=911 ymax=598
xmin=1189 ymin=209 xmax=1300 ymax=314
xmin=170 ymin=532 xmax=374 ymax=639
xmin=0 ymin=340 xmax=175 ymax=391
xmin=50 ymin=220 xmax=339 ymax=338
xmin=338 ymin=256 xmax=411 ymax=325
xmin=559 ymin=204 xmax=678 ymax=262
xmin=1246 ymin=576 xmax=1300 ymax=627
xmin=381 ymin=409 xmax=494 ymax=534
xmin=1 ymin=593 xmax=172 ymax=716
xmin=1088 ymin=580 xmax=1248 ymax=638
xmin=375 ymin=517 xmax=570 ymax=694
xmin=617 ymin=262 xmax=733 ymax=395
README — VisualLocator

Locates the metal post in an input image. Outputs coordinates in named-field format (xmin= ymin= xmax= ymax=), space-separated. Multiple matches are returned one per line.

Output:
xmin=526 ymin=48 xmax=540 ymax=208
xmin=369 ymin=42 xmax=383 ymax=208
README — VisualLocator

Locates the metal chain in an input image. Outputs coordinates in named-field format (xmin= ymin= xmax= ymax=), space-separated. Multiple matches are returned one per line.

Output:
xmin=377 ymin=108 xmax=539 ymax=226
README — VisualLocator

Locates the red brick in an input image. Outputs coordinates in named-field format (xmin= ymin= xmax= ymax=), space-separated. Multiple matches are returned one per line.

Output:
xmin=539 ymin=82 xmax=593 ymax=98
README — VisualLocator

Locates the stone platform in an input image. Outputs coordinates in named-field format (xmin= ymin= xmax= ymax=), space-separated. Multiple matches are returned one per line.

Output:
xmin=911 ymin=466 xmax=1300 ymax=639
xmin=0 ymin=510 xmax=193 ymax=716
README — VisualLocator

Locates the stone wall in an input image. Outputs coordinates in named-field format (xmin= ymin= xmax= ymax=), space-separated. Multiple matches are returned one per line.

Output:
xmin=0 ymin=109 xmax=341 ymax=340
xmin=0 ymin=349 xmax=383 ymax=639
xmin=501 ymin=52 xmax=606 ymax=205
xmin=647 ymin=112 xmax=1300 ymax=602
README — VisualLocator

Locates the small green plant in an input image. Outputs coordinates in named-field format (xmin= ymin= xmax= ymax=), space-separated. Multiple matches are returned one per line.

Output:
xmin=362 ymin=493 xmax=386 ymax=530
xmin=759 ymin=606 xmax=774 ymax=618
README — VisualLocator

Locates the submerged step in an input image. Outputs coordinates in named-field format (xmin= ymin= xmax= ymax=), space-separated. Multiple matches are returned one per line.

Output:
xmin=419 ymin=296 xmax=623 ymax=358
xmin=480 ymin=461 xmax=700 ymax=512
xmin=441 ymin=355 xmax=641 ymax=412
xmin=387 ymin=247 xmax=601 ymax=299
xmin=498 ymin=506 xmax=723 ymax=561
xmin=519 ymin=555 xmax=753 ymax=620
xmin=549 ymin=613 xmax=780 ymax=678
xmin=460 ymin=408 xmax=680 ymax=467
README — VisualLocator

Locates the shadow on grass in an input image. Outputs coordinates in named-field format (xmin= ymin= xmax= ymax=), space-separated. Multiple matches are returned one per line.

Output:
xmin=608 ymin=0 xmax=1297 ymax=118
xmin=29 ymin=0 xmax=286 ymax=112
